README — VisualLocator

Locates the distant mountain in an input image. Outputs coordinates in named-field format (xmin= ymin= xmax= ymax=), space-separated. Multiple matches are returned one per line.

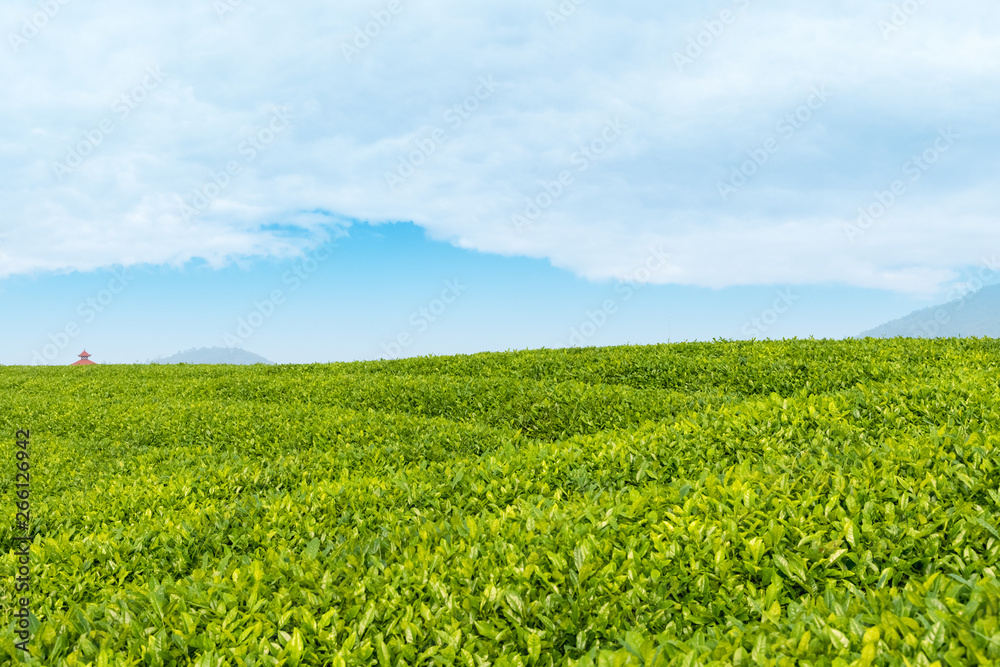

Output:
xmin=149 ymin=347 xmax=274 ymax=365
xmin=861 ymin=284 xmax=1000 ymax=338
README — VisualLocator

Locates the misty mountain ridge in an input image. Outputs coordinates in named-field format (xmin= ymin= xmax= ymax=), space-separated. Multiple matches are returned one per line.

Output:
xmin=862 ymin=284 xmax=1000 ymax=338
xmin=149 ymin=347 xmax=274 ymax=365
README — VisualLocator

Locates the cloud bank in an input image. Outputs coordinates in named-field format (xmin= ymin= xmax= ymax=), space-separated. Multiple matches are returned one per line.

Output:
xmin=2 ymin=0 xmax=998 ymax=295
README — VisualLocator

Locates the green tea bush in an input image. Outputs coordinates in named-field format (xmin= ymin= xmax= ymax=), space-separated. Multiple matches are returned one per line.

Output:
xmin=1 ymin=338 xmax=998 ymax=665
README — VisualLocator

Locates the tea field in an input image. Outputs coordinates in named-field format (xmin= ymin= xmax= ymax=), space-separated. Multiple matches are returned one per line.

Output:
xmin=2 ymin=338 xmax=1000 ymax=666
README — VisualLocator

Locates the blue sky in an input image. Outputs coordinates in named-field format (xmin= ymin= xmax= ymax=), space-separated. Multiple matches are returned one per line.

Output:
xmin=2 ymin=1 xmax=998 ymax=364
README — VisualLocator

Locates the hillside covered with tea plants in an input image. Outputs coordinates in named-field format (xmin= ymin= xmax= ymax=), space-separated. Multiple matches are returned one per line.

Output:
xmin=2 ymin=338 xmax=1000 ymax=666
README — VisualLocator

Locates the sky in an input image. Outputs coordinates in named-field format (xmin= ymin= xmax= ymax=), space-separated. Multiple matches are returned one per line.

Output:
xmin=1 ymin=0 xmax=998 ymax=364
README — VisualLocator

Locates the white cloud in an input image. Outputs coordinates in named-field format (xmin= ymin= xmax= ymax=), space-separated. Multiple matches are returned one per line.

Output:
xmin=1 ymin=0 xmax=999 ymax=295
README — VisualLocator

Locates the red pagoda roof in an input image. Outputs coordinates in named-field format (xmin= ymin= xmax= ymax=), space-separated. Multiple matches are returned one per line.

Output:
xmin=71 ymin=350 xmax=96 ymax=366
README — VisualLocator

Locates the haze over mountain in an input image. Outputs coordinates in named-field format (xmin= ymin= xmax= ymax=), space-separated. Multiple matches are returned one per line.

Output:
xmin=149 ymin=347 xmax=273 ymax=365
xmin=861 ymin=285 xmax=1000 ymax=338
